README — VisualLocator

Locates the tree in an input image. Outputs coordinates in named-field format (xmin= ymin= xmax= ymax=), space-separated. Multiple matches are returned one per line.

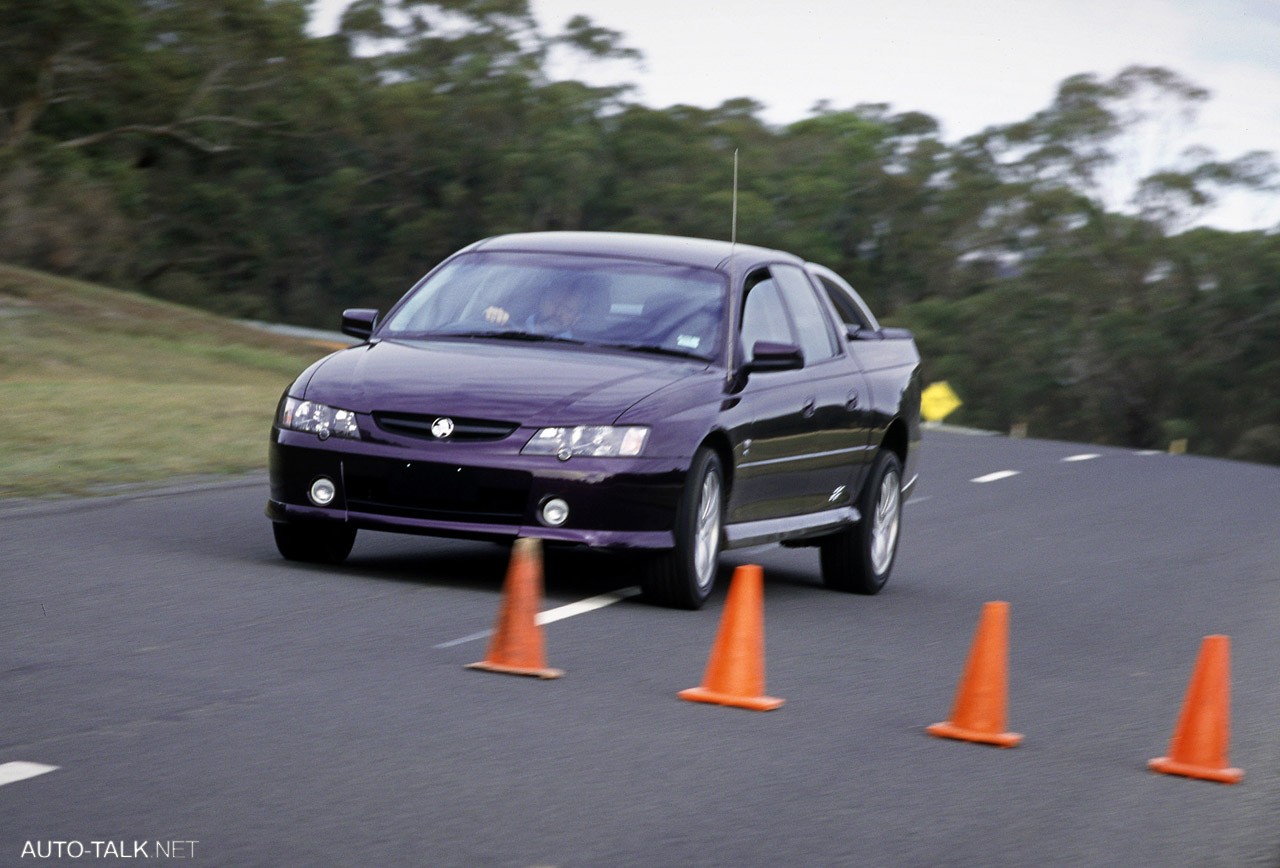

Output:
xmin=1 ymin=4 xmax=1277 ymax=465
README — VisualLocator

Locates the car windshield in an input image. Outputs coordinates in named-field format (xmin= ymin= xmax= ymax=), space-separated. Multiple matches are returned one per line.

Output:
xmin=379 ymin=251 xmax=727 ymax=361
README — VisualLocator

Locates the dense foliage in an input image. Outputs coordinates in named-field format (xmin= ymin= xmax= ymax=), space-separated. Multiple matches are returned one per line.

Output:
xmin=2 ymin=0 xmax=1277 ymax=462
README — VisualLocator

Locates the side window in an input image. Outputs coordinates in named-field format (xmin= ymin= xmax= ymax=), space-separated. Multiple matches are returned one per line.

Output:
xmin=820 ymin=277 xmax=866 ymax=327
xmin=814 ymin=272 xmax=876 ymax=331
xmin=773 ymin=265 xmax=838 ymax=362
xmin=740 ymin=275 xmax=794 ymax=354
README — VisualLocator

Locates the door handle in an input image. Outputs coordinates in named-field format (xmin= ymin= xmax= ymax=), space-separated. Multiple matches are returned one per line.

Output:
xmin=846 ymin=389 xmax=859 ymax=410
xmin=801 ymin=397 xmax=817 ymax=418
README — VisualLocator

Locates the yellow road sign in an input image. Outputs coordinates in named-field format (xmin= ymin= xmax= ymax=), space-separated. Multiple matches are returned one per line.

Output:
xmin=921 ymin=381 xmax=962 ymax=422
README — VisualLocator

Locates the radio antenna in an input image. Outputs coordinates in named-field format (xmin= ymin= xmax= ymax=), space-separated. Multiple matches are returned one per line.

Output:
xmin=731 ymin=148 xmax=739 ymax=246
xmin=725 ymin=148 xmax=740 ymax=390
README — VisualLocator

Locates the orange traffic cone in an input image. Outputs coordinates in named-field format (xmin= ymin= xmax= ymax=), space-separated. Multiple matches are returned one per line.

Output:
xmin=926 ymin=601 xmax=1022 ymax=747
xmin=678 ymin=564 xmax=783 ymax=711
xmin=467 ymin=538 xmax=563 ymax=679
xmin=1149 ymin=635 xmax=1243 ymax=783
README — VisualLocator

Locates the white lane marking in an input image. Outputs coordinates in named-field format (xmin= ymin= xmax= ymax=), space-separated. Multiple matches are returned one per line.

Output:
xmin=1135 ymin=450 xmax=1163 ymax=456
xmin=971 ymin=470 xmax=1020 ymax=484
xmin=0 ymin=762 xmax=58 ymax=787
xmin=536 ymin=587 xmax=642 ymax=625
xmin=434 ymin=587 xmax=641 ymax=649
xmin=435 ymin=629 xmax=496 ymax=649
xmin=1062 ymin=453 xmax=1101 ymax=462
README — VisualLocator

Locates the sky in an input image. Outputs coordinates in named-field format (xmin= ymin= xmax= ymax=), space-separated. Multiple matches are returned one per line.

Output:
xmin=311 ymin=0 xmax=1280 ymax=229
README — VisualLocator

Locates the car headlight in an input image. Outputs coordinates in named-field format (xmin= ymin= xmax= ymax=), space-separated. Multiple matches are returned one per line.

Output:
xmin=279 ymin=397 xmax=360 ymax=440
xmin=522 ymin=426 xmax=649 ymax=459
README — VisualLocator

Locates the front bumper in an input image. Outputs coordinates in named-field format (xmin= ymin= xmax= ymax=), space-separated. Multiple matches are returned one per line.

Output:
xmin=266 ymin=428 xmax=686 ymax=550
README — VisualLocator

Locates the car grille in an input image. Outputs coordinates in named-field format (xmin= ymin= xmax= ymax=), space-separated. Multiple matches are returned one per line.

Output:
xmin=372 ymin=411 xmax=518 ymax=442
xmin=345 ymin=457 xmax=530 ymax=523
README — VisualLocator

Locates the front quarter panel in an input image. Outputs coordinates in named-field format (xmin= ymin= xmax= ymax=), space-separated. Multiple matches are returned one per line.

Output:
xmin=285 ymin=351 xmax=346 ymax=399
xmin=616 ymin=368 xmax=727 ymax=459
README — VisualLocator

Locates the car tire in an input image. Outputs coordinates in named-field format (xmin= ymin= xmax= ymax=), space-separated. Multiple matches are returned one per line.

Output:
xmin=642 ymin=447 xmax=724 ymax=610
xmin=272 ymin=521 xmax=357 ymax=565
xmin=820 ymin=450 xmax=902 ymax=594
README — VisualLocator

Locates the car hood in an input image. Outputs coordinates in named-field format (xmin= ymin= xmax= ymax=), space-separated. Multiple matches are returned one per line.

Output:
xmin=299 ymin=338 xmax=709 ymax=424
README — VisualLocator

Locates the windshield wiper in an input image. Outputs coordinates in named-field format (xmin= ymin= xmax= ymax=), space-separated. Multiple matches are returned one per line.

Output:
xmin=429 ymin=330 xmax=585 ymax=345
xmin=611 ymin=342 xmax=708 ymax=361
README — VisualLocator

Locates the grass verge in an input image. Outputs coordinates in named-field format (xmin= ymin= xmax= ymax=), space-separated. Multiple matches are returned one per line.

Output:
xmin=0 ymin=263 xmax=337 ymax=499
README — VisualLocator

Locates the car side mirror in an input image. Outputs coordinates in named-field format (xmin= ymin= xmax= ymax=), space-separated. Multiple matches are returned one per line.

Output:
xmin=746 ymin=340 xmax=804 ymax=373
xmin=341 ymin=308 xmax=380 ymax=340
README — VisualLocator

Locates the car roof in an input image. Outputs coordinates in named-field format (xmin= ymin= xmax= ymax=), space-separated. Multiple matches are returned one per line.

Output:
xmin=469 ymin=231 xmax=801 ymax=272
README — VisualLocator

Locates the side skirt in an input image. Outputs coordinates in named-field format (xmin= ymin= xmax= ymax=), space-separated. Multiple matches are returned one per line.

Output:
xmin=722 ymin=506 xmax=862 ymax=550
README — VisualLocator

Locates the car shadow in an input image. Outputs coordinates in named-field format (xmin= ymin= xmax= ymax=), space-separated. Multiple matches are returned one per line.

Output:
xmin=331 ymin=537 xmax=650 ymax=602
xmin=261 ymin=531 xmax=829 ymax=607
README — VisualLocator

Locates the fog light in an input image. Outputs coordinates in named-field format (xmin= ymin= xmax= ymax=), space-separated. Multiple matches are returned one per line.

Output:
xmin=309 ymin=477 xmax=337 ymax=506
xmin=541 ymin=497 xmax=569 ymax=527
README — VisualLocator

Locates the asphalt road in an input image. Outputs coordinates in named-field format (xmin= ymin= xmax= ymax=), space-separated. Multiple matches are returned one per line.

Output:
xmin=3 ymin=428 xmax=1279 ymax=866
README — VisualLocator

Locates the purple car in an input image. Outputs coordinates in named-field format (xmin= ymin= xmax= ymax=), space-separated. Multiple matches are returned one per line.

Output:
xmin=267 ymin=232 xmax=921 ymax=608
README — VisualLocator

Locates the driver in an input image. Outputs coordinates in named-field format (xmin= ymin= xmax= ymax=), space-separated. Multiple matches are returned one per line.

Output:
xmin=484 ymin=282 xmax=588 ymax=339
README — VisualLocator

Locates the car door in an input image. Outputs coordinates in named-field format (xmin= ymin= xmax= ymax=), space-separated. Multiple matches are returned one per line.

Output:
xmin=772 ymin=263 xmax=873 ymax=507
xmin=727 ymin=265 xmax=869 ymax=523
xmin=809 ymin=264 xmax=910 ymax=486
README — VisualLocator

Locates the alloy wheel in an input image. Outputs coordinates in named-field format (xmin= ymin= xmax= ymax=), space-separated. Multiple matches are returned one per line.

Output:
xmin=693 ymin=471 xmax=722 ymax=591
xmin=869 ymin=469 xmax=901 ymax=576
